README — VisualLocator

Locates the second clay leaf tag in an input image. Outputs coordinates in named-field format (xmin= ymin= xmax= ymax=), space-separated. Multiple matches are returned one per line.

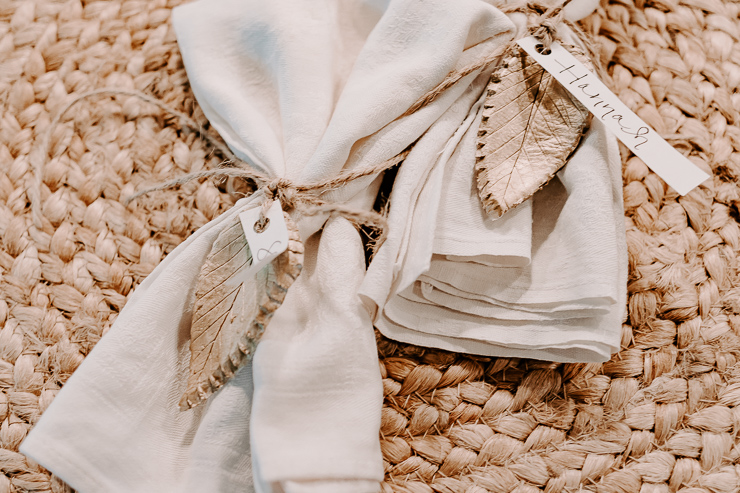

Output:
xmin=475 ymin=46 xmax=592 ymax=217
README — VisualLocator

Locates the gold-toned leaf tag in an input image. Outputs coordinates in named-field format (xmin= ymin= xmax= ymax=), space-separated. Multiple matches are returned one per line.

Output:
xmin=475 ymin=46 xmax=592 ymax=217
xmin=179 ymin=211 xmax=303 ymax=410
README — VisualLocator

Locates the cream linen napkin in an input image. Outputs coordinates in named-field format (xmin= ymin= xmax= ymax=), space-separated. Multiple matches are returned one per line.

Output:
xmin=21 ymin=1 xmax=517 ymax=492
xmin=433 ymin=103 xmax=534 ymax=269
xmin=361 ymin=0 xmax=627 ymax=364
xmin=371 ymin=119 xmax=627 ymax=363
xmin=419 ymin=106 xmax=618 ymax=320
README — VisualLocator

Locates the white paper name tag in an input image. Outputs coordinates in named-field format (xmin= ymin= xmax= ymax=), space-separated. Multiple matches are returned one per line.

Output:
xmin=517 ymin=36 xmax=710 ymax=195
xmin=239 ymin=199 xmax=289 ymax=274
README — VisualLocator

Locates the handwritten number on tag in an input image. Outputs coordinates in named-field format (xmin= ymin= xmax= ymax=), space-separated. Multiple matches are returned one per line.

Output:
xmin=257 ymin=241 xmax=284 ymax=262
xmin=240 ymin=200 xmax=290 ymax=274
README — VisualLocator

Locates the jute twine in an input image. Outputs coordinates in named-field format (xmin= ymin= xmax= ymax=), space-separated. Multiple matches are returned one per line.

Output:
xmin=0 ymin=0 xmax=738 ymax=492
xmin=28 ymin=86 xmax=412 ymax=250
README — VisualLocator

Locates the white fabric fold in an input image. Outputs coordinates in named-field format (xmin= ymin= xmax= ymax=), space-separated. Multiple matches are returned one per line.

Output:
xmin=369 ymin=118 xmax=627 ymax=363
xmin=250 ymin=217 xmax=385 ymax=489
xmin=433 ymin=101 xmax=533 ymax=269
xmin=21 ymin=197 xmax=259 ymax=493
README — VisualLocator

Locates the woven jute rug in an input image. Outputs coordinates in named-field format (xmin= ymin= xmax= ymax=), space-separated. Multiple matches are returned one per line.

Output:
xmin=0 ymin=0 xmax=739 ymax=492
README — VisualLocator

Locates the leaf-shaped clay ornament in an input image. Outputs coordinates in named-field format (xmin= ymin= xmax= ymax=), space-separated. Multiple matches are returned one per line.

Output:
xmin=476 ymin=47 xmax=592 ymax=217
xmin=179 ymin=211 xmax=303 ymax=410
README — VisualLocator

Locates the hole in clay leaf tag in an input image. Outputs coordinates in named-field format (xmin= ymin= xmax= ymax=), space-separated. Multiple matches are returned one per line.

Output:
xmin=239 ymin=199 xmax=289 ymax=275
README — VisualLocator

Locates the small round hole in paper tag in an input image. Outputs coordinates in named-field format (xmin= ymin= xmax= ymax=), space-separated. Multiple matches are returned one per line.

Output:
xmin=253 ymin=217 xmax=270 ymax=233
xmin=534 ymin=43 xmax=552 ymax=55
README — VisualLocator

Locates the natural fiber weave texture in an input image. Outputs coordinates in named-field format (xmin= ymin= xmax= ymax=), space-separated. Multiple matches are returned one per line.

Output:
xmin=378 ymin=0 xmax=740 ymax=491
xmin=0 ymin=0 xmax=738 ymax=492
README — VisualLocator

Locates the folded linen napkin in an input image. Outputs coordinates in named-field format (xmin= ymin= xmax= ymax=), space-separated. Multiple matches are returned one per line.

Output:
xmin=22 ymin=1 xmax=520 ymax=492
xmin=426 ymin=109 xmax=620 ymax=319
xmin=433 ymin=96 xmax=534 ymax=270
xmin=359 ymin=2 xmax=628 ymax=364
xmin=369 ymin=117 xmax=628 ymax=363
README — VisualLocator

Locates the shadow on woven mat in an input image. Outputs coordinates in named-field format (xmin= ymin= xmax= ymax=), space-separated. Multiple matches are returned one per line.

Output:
xmin=0 ymin=0 xmax=738 ymax=492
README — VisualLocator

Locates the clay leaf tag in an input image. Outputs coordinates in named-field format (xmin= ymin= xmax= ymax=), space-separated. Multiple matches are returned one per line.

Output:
xmin=475 ymin=46 xmax=592 ymax=217
xmin=179 ymin=209 xmax=303 ymax=410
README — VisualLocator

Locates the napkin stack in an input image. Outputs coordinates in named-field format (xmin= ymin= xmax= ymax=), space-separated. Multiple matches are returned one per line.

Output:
xmin=363 ymin=111 xmax=628 ymax=363
xmin=360 ymin=5 xmax=628 ymax=365
xmin=20 ymin=0 xmax=624 ymax=492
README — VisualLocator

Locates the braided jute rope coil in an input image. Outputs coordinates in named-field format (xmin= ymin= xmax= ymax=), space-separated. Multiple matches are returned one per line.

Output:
xmin=0 ymin=0 xmax=738 ymax=493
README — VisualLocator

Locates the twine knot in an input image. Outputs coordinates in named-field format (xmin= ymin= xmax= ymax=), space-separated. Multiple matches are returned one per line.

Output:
xmin=525 ymin=0 xmax=572 ymax=52
xmin=255 ymin=178 xmax=299 ymax=233
xmin=531 ymin=18 xmax=559 ymax=51
xmin=263 ymin=177 xmax=298 ymax=210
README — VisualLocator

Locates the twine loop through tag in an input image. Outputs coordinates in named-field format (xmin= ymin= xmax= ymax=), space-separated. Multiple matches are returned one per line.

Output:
xmin=526 ymin=0 xmax=573 ymax=53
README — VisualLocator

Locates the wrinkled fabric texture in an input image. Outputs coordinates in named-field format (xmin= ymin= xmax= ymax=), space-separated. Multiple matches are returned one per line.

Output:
xmin=21 ymin=0 xmax=611 ymax=491
xmin=361 ymin=10 xmax=627 ymax=364
xmin=371 ymin=119 xmax=627 ymax=363
xmin=21 ymin=0 xmax=530 ymax=492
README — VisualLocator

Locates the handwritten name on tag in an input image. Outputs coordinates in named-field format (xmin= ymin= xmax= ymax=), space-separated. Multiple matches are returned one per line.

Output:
xmin=517 ymin=37 xmax=710 ymax=195
xmin=239 ymin=199 xmax=289 ymax=274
